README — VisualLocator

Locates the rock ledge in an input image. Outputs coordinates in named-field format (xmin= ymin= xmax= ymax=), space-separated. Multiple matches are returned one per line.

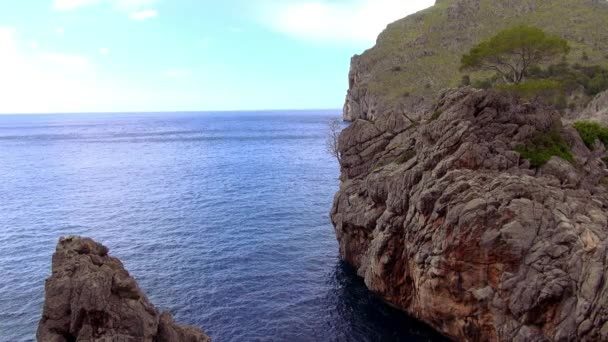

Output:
xmin=37 ymin=236 xmax=210 ymax=342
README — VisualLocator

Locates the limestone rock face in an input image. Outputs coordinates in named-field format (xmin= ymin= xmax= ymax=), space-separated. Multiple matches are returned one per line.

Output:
xmin=37 ymin=236 xmax=211 ymax=342
xmin=331 ymin=88 xmax=608 ymax=341
xmin=575 ymin=90 xmax=608 ymax=125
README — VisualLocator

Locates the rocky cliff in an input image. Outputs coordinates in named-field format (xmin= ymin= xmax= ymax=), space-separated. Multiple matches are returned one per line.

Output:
xmin=344 ymin=0 xmax=608 ymax=121
xmin=37 ymin=236 xmax=210 ymax=342
xmin=331 ymin=87 xmax=608 ymax=341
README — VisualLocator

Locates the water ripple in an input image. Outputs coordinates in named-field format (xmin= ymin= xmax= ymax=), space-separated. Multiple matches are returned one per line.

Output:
xmin=0 ymin=111 xmax=447 ymax=342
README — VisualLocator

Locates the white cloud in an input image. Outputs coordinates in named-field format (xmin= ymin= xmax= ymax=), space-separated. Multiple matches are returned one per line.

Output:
xmin=40 ymin=52 xmax=91 ymax=70
xmin=0 ymin=26 xmax=99 ymax=113
xmin=0 ymin=27 xmax=19 ymax=57
xmin=0 ymin=26 xmax=205 ymax=113
xmin=28 ymin=40 xmax=39 ymax=49
xmin=129 ymin=9 xmax=157 ymax=21
xmin=55 ymin=27 xmax=65 ymax=35
xmin=99 ymin=47 xmax=110 ymax=55
xmin=264 ymin=0 xmax=434 ymax=44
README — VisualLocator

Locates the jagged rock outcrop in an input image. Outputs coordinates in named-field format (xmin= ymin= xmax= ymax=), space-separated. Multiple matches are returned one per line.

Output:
xmin=37 ymin=236 xmax=210 ymax=342
xmin=344 ymin=0 xmax=608 ymax=122
xmin=574 ymin=90 xmax=608 ymax=125
xmin=331 ymin=88 xmax=608 ymax=341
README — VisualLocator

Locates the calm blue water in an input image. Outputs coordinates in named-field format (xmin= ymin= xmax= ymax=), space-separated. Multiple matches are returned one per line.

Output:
xmin=0 ymin=111 xmax=446 ymax=342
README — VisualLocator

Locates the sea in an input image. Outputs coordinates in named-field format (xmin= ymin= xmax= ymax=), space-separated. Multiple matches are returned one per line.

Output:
xmin=0 ymin=110 xmax=447 ymax=342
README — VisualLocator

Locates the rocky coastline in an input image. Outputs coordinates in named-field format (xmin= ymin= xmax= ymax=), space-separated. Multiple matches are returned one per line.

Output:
xmin=332 ymin=86 xmax=608 ymax=341
xmin=332 ymin=1 xmax=608 ymax=341
xmin=37 ymin=236 xmax=210 ymax=342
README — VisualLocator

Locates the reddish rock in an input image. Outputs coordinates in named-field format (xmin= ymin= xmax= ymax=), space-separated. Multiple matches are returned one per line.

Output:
xmin=332 ymin=88 xmax=608 ymax=341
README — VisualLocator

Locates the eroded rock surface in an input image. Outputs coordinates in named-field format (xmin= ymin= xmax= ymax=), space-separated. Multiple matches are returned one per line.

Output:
xmin=331 ymin=88 xmax=608 ymax=341
xmin=37 ymin=236 xmax=210 ymax=342
xmin=575 ymin=90 xmax=608 ymax=125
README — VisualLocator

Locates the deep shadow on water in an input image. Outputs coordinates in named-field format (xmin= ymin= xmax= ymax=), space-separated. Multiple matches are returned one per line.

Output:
xmin=325 ymin=261 xmax=449 ymax=342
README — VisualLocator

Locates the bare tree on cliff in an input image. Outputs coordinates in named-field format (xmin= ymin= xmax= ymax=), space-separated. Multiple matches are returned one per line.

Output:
xmin=326 ymin=118 xmax=343 ymax=165
xmin=460 ymin=26 xmax=570 ymax=84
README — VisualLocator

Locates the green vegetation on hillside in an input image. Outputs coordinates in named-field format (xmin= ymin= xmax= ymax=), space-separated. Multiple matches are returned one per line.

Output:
xmin=574 ymin=121 xmax=608 ymax=148
xmin=495 ymin=79 xmax=563 ymax=98
xmin=528 ymin=62 xmax=608 ymax=96
xmin=514 ymin=129 xmax=573 ymax=167
xmin=355 ymin=0 xmax=608 ymax=110
xmin=458 ymin=25 xmax=608 ymax=109
xmin=461 ymin=26 xmax=569 ymax=84
xmin=475 ymin=61 xmax=608 ymax=109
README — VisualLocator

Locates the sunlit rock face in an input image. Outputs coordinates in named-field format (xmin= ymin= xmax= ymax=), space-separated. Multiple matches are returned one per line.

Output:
xmin=574 ymin=90 xmax=608 ymax=125
xmin=332 ymin=87 xmax=608 ymax=341
xmin=37 ymin=236 xmax=211 ymax=342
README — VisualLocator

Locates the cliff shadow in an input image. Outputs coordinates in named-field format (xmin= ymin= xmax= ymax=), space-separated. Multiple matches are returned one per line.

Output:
xmin=323 ymin=261 xmax=449 ymax=342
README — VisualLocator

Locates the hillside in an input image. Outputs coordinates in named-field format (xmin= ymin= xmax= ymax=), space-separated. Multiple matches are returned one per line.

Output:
xmin=344 ymin=0 xmax=608 ymax=121
xmin=333 ymin=1 xmax=608 ymax=340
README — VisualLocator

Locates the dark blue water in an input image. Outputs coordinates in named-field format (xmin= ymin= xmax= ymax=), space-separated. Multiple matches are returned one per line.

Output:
xmin=0 ymin=111 xmax=446 ymax=342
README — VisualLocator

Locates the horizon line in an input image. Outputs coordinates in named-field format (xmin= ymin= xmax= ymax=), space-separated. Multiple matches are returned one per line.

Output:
xmin=0 ymin=108 xmax=343 ymax=116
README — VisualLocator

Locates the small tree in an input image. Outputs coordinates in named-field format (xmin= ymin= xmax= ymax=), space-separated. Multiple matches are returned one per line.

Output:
xmin=461 ymin=26 xmax=570 ymax=84
xmin=326 ymin=118 xmax=343 ymax=164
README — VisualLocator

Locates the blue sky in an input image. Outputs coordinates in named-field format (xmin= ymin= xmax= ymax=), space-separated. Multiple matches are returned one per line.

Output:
xmin=0 ymin=0 xmax=433 ymax=113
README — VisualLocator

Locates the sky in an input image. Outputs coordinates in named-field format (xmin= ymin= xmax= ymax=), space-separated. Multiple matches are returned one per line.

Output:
xmin=0 ymin=0 xmax=434 ymax=113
